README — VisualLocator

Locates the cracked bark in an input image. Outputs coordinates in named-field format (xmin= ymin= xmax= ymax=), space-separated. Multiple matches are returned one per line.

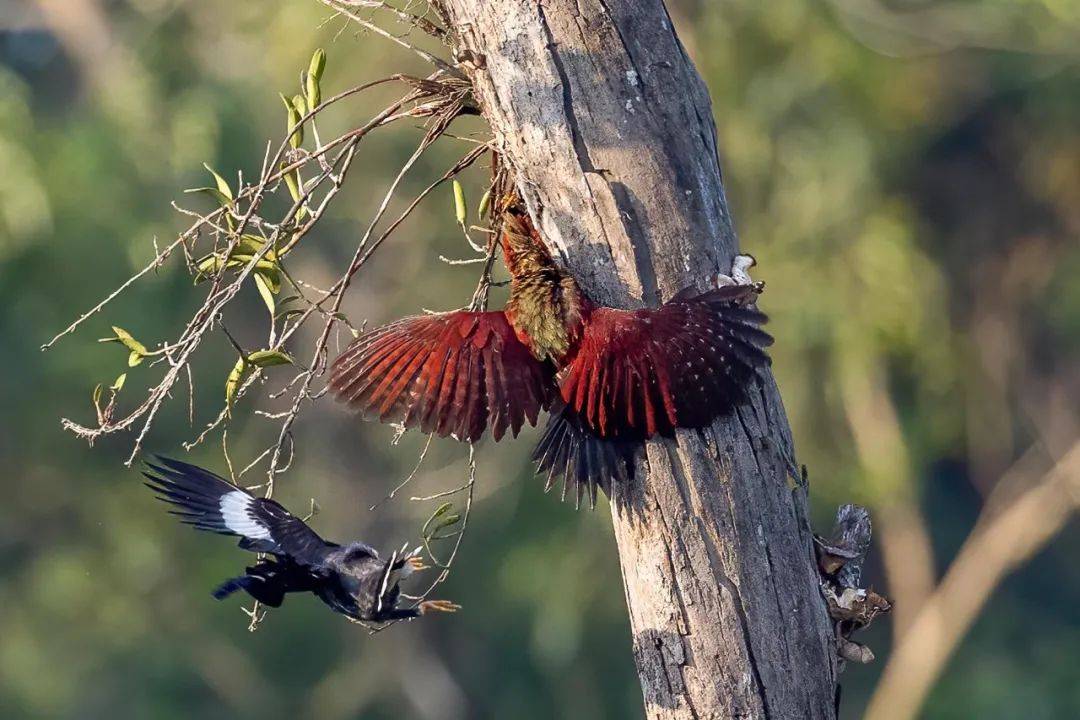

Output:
xmin=437 ymin=1 xmax=839 ymax=716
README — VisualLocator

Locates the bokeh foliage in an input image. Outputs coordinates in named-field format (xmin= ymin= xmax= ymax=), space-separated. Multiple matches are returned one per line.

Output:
xmin=0 ymin=1 xmax=1077 ymax=718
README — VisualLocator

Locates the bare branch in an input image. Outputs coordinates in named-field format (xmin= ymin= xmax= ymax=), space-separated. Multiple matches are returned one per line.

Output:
xmin=865 ymin=441 xmax=1080 ymax=720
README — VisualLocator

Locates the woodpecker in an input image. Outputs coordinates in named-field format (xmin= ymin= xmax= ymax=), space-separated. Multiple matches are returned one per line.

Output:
xmin=329 ymin=199 xmax=772 ymax=507
xmin=143 ymin=457 xmax=459 ymax=623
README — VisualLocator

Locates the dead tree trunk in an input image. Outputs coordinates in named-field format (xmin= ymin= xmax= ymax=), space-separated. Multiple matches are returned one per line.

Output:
xmin=438 ymin=1 xmax=839 ymax=716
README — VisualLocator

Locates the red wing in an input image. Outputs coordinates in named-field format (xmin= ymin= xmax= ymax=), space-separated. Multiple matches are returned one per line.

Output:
xmin=329 ymin=311 xmax=555 ymax=442
xmin=559 ymin=286 xmax=773 ymax=439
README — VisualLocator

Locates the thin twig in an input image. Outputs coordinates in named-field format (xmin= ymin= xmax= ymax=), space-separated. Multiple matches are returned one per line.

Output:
xmin=319 ymin=0 xmax=461 ymax=77
xmin=370 ymin=432 xmax=435 ymax=511
xmin=41 ymin=234 xmax=189 ymax=350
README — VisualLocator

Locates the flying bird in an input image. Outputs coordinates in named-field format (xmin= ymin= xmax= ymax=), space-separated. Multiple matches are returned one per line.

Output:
xmin=329 ymin=198 xmax=772 ymax=507
xmin=143 ymin=457 xmax=459 ymax=623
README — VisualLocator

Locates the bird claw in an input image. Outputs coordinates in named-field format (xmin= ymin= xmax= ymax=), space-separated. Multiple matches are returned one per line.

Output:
xmin=407 ymin=556 xmax=429 ymax=572
xmin=714 ymin=254 xmax=763 ymax=301
xmin=714 ymin=254 xmax=759 ymax=288
xmin=419 ymin=599 xmax=461 ymax=614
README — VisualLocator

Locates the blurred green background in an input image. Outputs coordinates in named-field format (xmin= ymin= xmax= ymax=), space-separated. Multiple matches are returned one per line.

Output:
xmin=1 ymin=1 xmax=1078 ymax=718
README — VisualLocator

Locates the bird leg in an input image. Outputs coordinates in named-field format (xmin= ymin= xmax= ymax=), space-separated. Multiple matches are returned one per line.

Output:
xmin=406 ymin=556 xmax=429 ymax=572
xmin=419 ymin=599 xmax=461 ymax=614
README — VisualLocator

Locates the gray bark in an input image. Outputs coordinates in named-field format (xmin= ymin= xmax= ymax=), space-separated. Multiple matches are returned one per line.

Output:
xmin=438 ymin=1 xmax=839 ymax=717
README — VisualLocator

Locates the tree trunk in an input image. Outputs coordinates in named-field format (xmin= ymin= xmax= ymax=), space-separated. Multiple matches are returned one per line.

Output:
xmin=438 ymin=1 xmax=839 ymax=716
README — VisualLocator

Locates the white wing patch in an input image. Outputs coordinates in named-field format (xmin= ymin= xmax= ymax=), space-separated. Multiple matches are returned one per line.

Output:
xmin=220 ymin=491 xmax=272 ymax=540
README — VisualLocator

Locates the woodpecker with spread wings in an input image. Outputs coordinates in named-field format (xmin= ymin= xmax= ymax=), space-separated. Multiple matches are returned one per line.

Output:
xmin=143 ymin=457 xmax=459 ymax=623
xmin=329 ymin=198 xmax=772 ymax=507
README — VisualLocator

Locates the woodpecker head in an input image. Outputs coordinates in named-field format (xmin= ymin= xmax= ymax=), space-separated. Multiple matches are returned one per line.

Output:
xmin=499 ymin=201 xmax=586 ymax=363
xmin=499 ymin=204 xmax=552 ymax=280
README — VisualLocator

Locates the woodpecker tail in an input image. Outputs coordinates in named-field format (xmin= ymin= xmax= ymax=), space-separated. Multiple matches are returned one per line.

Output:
xmin=532 ymin=403 xmax=636 ymax=509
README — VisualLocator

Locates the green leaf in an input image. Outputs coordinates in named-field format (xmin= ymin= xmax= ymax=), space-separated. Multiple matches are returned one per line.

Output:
xmin=226 ymin=256 xmax=279 ymax=273
xmin=225 ymin=357 xmax=250 ymax=414
xmin=236 ymin=234 xmax=267 ymax=256
xmin=246 ymin=349 xmax=294 ymax=368
xmin=253 ymin=272 xmax=276 ymax=315
xmin=202 ymin=163 xmax=233 ymax=201
xmin=195 ymin=254 xmax=224 ymax=280
xmin=292 ymin=94 xmax=307 ymax=118
xmin=92 ymin=383 xmax=103 ymax=407
xmin=423 ymin=502 xmax=455 ymax=539
xmin=305 ymin=71 xmax=321 ymax=109
xmin=183 ymin=186 xmax=232 ymax=208
xmin=234 ymin=234 xmax=279 ymax=264
xmin=308 ymin=48 xmax=326 ymax=83
xmin=111 ymin=373 xmax=127 ymax=391
xmin=283 ymin=169 xmax=301 ymax=201
xmin=128 ymin=350 xmax=144 ymax=367
xmin=185 ymin=170 xmax=235 ymax=231
xmin=453 ymin=180 xmax=467 ymax=225
xmin=280 ymin=93 xmax=303 ymax=148
xmin=434 ymin=513 xmax=461 ymax=533
xmin=277 ymin=232 xmax=299 ymax=258
xmin=110 ymin=325 xmax=136 ymax=346
xmin=195 ymin=253 xmax=276 ymax=282
xmin=281 ymin=165 xmax=305 ymax=211
xmin=273 ymin=295 xmax=302 ymax=320
xmin=258 ymin=264 xmax=282 ymax=290
xmin=105 ymin=326 xmax=148 ymax=359
xmin=280 ymin=166 xmax=307 ymax=221
xmin=275 ymin=308 xmax=306 ymax=321
xmin=305 ymin=47 xmax=326 ymax=110
xmin=477 ymin=189 xmax=491 ymax=220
